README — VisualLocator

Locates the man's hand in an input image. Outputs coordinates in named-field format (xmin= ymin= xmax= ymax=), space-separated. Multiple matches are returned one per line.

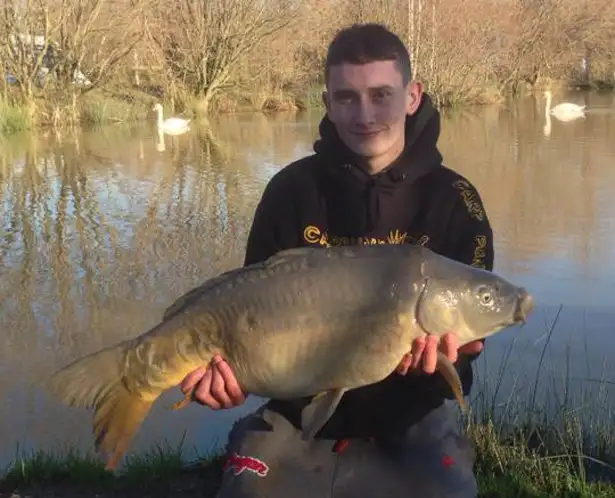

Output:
xmin=396 ymin=333 xmax=484 ymax=375
xmin=179 ymin=355 xmax=247 ymax=410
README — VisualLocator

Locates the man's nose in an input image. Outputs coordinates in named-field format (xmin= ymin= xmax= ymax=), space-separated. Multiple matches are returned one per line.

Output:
xmin=355 ymin=98 xmax=376 ymax=124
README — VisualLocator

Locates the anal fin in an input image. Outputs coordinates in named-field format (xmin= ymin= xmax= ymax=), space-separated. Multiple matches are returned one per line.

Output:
xmin=436 ymin=351 xmax=468 ymax=412
xmin=169 ymin=389 xmax=193 ymax=411
xmin=300 ymin=388 xmax=347 ymax=441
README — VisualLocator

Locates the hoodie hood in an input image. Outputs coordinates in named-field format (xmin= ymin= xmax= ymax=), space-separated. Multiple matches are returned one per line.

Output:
xmin=312 ymin=93 xmax=444 ymax=232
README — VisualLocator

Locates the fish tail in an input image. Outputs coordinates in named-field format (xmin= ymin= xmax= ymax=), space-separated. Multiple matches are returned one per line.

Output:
xmin=93 ymin=384 xmax=154 ymax=470
xmin=46 ymin=342 xmax=155 ymax=471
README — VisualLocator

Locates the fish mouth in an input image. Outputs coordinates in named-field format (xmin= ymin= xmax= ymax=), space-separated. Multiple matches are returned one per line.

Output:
xmin=513 ymin=288 xmax=535 ymax=325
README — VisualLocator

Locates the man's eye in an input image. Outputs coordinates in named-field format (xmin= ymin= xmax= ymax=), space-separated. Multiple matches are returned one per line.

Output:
xmin=335 ymin=94 xmax=353 ymax=104
xmin=373 ymin=91 xmax=390 ymax=101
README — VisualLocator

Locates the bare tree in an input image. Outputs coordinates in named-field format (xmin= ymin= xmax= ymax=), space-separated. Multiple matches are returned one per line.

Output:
xmin=52 ymin=0 xmax=145 ymax=92
xmin=0 ymin=0 xmax=58 ymax=102
xmin=147 ymin=0 xmax=298 ymax=113
xmin=2 ymin=0 xmax=615 ymax=119
xmin=0 ymin=0 xmax=143 ymax=104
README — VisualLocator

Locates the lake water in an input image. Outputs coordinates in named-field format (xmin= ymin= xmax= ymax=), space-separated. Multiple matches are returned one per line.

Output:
xmin=1 ymin=90 xmax=614 ymax=469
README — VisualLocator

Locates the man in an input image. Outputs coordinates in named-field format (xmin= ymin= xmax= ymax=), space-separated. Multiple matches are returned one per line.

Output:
xmin=181 ymin=23 xmax=494 ymax=497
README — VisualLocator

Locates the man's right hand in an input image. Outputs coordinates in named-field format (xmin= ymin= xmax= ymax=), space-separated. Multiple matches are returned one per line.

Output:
xmin=180 ymin=355 xmax=247 ymax=410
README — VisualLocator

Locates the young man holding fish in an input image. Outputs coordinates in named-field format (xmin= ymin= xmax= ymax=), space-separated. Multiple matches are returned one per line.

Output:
xmin=182 ymin=23 xmax=493 ymax=497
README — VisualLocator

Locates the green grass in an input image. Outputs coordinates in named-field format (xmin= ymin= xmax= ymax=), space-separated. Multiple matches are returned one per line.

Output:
xmin=79 ymin=92 xmax=152 ymax=127
xmin=0 ymin=86 xmax=166 ymax=138
xmin=1 ymin=417 xmax=613 ymax=498
xmin=472 ymin=420 xmax=615 ymax=497
xmin=0 ymin=440 xmax=225 ymax=498
xmin=1 ymin=311 xmax=614 ymax=497
xmin=1 ymin=74 xmax=613 ymax=138
xmin=0 ymin=99 xmax=35 ymax=135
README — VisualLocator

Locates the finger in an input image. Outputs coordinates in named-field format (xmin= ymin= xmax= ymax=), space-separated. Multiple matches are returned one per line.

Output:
xmin=193 ymin=369 xmax=220 ymax=409
xmin=396 ymin=353 xmax=413 ymax=375
xmin=216 ymin=360 xmax=246 ymax=405
xmin=459 ymin=340 xmax=484 ymax=355
xmin=411 ymin=337 xmax=426 ymax=370
xmin=210 ymin=366 xmax=234 ymax=409
xmin=210 ymin=354 xmax=224 ymax=367
xmin=180 ymin=365 xmax=209 ymax=394
xmin=422 ymin=335 xmax=439 ymax=374
xmin=440 ymin=333 xmax=458 ymax=363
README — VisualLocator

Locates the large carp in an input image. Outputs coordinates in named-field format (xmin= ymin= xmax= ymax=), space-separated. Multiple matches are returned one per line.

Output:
xmin=47 ymin=243 xmax=534 ymax=470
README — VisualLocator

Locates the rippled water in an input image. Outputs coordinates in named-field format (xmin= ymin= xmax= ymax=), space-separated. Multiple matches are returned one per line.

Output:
xmin=1 ymin=90 xmax=614 ymax=468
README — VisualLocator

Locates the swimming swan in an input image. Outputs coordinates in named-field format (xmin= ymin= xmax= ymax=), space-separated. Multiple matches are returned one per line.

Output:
xmin=544 ymin=90 xmax=586 ymax=122
xmin=153 ymin=103 xmax=191 ymax=135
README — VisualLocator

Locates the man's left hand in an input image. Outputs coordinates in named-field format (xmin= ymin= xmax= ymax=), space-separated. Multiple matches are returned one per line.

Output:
xmin=396 ymin=333 xmax=484 ymax=375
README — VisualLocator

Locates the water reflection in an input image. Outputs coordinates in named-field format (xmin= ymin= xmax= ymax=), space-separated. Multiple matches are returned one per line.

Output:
xmin=437 ymin=91 xmax=615 ymax=426
xmin=0 ymin=92 xmax=614 ymax=467
xmin=439 ymin=92 xmax=615 ymax=304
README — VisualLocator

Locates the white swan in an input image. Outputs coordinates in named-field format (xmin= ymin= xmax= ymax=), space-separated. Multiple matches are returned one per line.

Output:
xmin=155 ymin=125 xmax=166 ymax=152
xmin=152 ymin=103 xmax=191 ymax=135
xmin=544 ymin=90 xmax=586 ymax=122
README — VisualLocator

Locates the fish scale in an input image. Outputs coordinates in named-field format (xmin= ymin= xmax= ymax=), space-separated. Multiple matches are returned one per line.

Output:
xmin=46 ymin=243 xmax=534 ymax=470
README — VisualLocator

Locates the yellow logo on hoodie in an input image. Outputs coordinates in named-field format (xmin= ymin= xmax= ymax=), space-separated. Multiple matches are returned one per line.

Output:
xmin=302 ymin=225 xmax=429 ymax=248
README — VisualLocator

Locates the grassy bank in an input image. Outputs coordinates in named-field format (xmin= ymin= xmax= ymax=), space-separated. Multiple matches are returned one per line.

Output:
xmin=2 ymin=312 xmax=614 ymax=497
xmin=2 ymin=0 xmax=614 ymax=138
xmin=1 ymin=73 xmax=613 ymax=139
xmin=0 ymin=83 xmax=324 ymax=138
xmin=0 ymin=442 xmax=225 ymax=498
xmin=3 ymin=378 xmax=615 ymax=497
xmin=1 ymin=414 xmax=614 ymax=498
xmin=0 ymin=87 xmax=309 ymax=139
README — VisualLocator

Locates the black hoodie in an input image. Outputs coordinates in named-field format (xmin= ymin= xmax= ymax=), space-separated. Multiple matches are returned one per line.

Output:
xmin=243 ymin=94 xmax=494 ymax=441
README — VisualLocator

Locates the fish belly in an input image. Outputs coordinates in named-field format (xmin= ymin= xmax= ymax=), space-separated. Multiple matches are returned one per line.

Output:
xmin=210 ymin=260 xmax=422 ymax=399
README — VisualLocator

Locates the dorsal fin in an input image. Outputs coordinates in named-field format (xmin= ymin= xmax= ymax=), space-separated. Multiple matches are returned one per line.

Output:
xmin=162 ymin=264 xmax=267 ymax=321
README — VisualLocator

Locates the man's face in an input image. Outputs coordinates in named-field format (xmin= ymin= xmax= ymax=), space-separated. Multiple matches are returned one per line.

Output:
xmin=323 ymin=60 xmax=423 ymax=166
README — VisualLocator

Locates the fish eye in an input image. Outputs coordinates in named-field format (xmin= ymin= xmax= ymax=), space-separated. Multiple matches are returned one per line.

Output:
xmin=477 ymin=285 xmax=495 ymax=307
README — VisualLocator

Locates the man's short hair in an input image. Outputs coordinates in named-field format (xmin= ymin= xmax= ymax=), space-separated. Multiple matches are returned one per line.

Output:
xmin=324 ymin=23 xmax=412 ymax=86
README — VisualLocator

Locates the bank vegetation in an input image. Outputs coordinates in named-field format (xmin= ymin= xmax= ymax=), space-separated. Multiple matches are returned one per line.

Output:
xmin=0 ymin=0 xmax=614 ymax=134
xmin=1 ymin=384 xmax=614 ymax=497
xmin=1 ymin=314 xmax=614 ymax=497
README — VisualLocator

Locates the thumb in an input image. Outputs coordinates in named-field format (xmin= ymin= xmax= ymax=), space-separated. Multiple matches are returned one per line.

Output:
xmin=459 ymin=340 xmax=484 ymax=355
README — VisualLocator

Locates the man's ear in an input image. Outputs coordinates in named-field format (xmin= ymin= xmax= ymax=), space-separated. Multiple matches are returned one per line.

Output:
xmin=406 ymin=81 xmax=424 ymax=115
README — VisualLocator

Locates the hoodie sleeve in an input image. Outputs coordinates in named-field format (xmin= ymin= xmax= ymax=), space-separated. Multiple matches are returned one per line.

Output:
xmin=243 ymin=172 xmax=300 ymax=267
xmin=439 ymin=178 xmax=494 ymax=397
xmin=446 ymin=179 xmax=495 ymax=272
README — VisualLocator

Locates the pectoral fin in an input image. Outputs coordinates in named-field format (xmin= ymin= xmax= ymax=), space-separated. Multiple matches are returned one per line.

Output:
xmin=436 ymin=351 xmax=468 ymax=412
xmin=300 ymin=388 xmax=347 ymax=441
xmin=169 ymin=389 xmax=193 ymax=411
